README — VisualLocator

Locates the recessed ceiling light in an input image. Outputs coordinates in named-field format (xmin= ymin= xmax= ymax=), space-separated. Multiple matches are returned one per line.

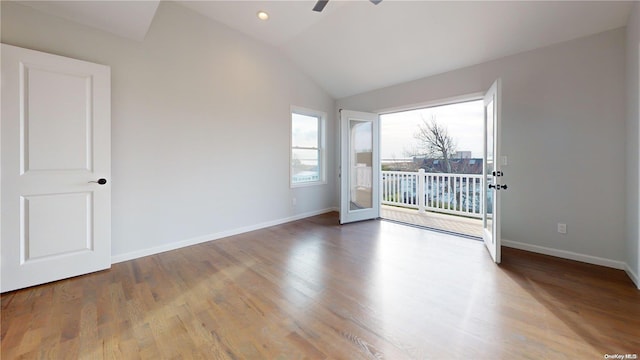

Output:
xmin=257 ymin=11 xmax=269 ymax=21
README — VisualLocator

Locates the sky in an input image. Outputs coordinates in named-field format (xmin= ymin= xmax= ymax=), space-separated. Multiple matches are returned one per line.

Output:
xmin=291 ymin=113 xmax=318 ymax=148
xmin=380 ymin=100 xmax=484 ymax=159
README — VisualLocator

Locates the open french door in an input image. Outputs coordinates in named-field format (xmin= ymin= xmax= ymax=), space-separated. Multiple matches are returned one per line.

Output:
xmin=339 ymin=110 xmax=380 ymax=224
xmin=482 ymin=79 xmax=505 ymax=263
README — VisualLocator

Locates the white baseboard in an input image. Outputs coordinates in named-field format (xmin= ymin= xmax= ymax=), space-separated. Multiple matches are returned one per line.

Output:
xmin=502 ymin=239 xmax=626 ymax=270
xmin=111 ymin=208 xmax=337 ymax=264
xmin=624 ymin=263 xmax=640 ymax=289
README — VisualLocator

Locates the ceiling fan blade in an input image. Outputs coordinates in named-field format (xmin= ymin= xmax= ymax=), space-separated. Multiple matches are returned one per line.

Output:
xmin=370 ymin=0 xmax=383 ymax=4
xmin=313 ymin=0 xmax=329 ymax=12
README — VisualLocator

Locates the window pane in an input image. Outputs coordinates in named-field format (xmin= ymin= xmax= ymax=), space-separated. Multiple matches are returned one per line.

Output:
xmin=292 ymin=148 xmax=319 ymax=183
xmin=292 ymin=113 xmax=318 ymax=148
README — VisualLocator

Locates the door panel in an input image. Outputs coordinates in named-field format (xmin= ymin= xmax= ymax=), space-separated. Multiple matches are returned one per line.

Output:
xmin=340 ymin=110 xmax=379 ymax=224
xmin=1 ymin=44 xmax=111 ymax=292
xmin=482 ymin=79 xmax=502 ymax=263
xmin=25 ymin=66 xmax=92 ymax=172
xmin=23 ymin=193 xmax=92 ymax=260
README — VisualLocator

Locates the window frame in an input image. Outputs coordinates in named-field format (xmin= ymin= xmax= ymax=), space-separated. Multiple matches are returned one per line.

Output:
xmin=290 ymin=106 xmax=326 ymax=188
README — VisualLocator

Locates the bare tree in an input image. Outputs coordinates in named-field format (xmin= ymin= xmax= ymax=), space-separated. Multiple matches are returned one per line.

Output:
xmin=414 ymin=115 xmax=456 ymax=173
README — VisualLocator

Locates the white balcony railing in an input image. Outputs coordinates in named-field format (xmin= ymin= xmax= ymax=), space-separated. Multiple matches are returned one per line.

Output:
xmin=382 ymin=169 xmax=484 ymax=218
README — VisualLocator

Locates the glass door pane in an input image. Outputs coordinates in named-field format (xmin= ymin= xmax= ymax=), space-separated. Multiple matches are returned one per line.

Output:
xmin=484 ymin=98 xmax=494 ymax=234
xmin=350 ymin=120 xmax=373 ymax=210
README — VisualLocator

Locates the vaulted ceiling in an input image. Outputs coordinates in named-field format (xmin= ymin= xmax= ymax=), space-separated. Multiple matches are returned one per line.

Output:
xmin=16 ymin=1 xmax=633 ymax=98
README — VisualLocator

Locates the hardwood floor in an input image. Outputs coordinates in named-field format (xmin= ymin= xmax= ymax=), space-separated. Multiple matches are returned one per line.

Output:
xmin=2 ymin=212 xmax=639 ymax=359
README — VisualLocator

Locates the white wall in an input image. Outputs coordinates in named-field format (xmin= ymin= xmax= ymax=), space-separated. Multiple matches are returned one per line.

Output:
xmin=626 ymin=2 xmax=640 ymax=288
xmin=1 ymin=1 xmax=337 ymax=260
xmin=339 ymin=29 xmax=628 ymax=269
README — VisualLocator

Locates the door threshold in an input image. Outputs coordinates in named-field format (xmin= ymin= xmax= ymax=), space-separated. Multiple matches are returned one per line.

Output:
xmin=381 ymin=217 xmax=482 ymax=241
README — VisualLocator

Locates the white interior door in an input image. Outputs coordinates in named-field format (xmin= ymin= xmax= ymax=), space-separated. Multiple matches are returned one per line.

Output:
xmin=340 ymin=110 xmax=380 ymax=224
xmin=1 ymin=44 xmax=111 ymax=292
xmin=482 ymin=79 xmax=503 ymax=263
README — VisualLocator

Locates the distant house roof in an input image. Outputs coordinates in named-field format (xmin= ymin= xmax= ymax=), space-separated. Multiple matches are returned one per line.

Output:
xmin=416 ymin=157 xmax=483 ymax=174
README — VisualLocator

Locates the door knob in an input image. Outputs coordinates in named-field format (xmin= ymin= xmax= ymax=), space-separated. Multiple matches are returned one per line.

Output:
xmin=89 ymin=178 xmax=107 ymax=185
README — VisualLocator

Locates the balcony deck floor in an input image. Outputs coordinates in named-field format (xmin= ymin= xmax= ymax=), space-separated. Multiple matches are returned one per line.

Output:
xmin=381 ymin=205 xmax=483 ymax=238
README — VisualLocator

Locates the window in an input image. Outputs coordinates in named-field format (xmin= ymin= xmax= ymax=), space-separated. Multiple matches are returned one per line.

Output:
xmin=291 ymin=106 xmax=325 ymax=187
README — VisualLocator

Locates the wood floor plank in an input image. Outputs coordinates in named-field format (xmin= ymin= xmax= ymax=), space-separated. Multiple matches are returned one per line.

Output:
xmin=2 ymin=212 xmax=639 ymax=359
